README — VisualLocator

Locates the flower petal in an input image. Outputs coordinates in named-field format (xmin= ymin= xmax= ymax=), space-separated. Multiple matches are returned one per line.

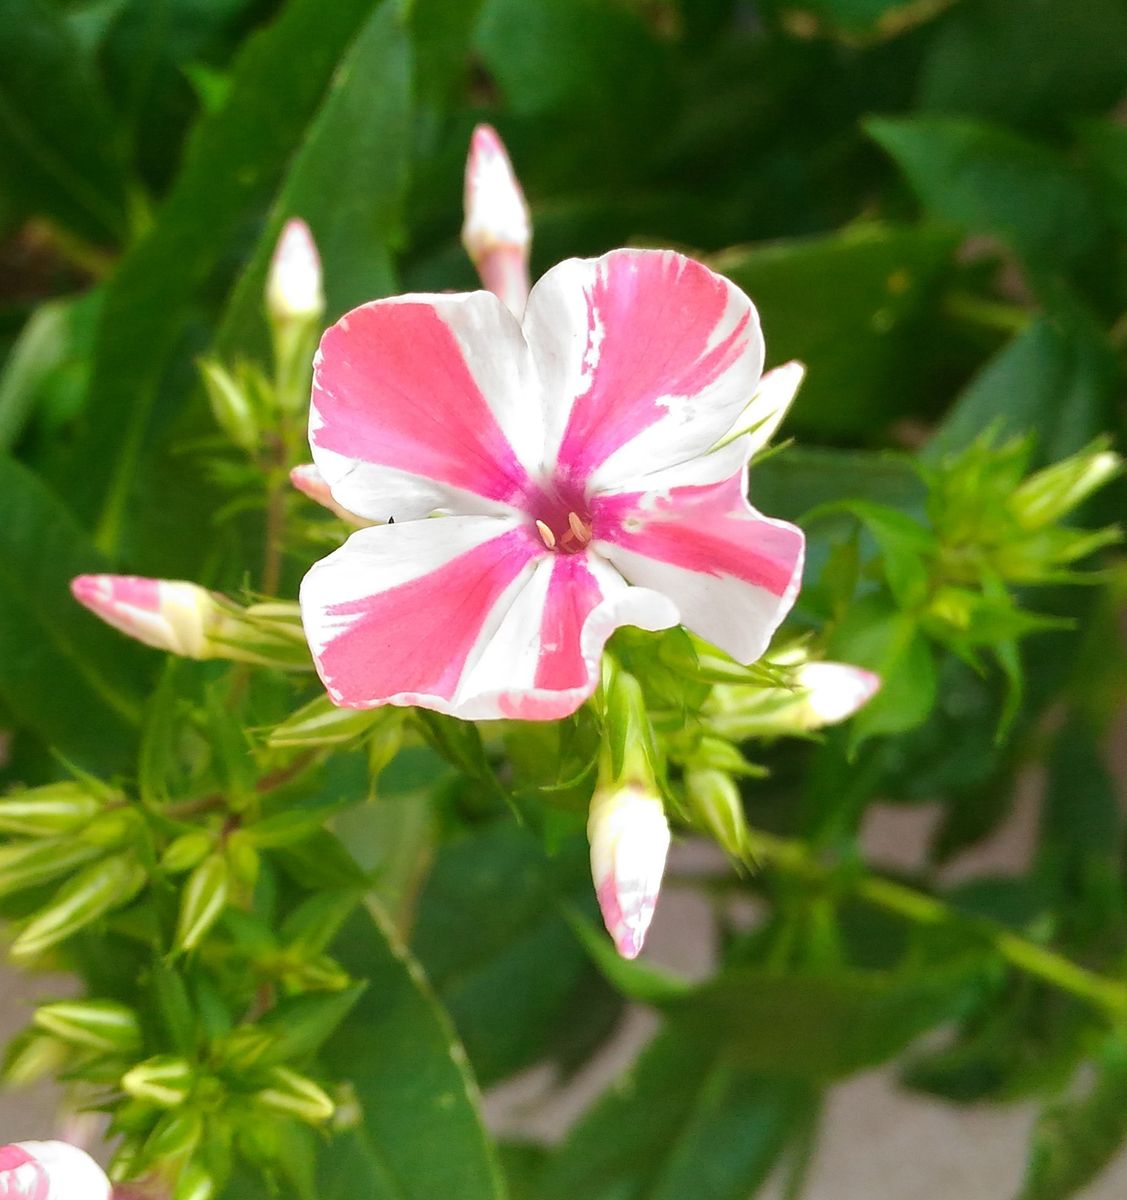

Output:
xmin=522 ymin=249 xmax=763 ymax=492
xmin=310 ymin=291 xmax=542 ymax=522
xmin=300 ymin=520 xmax=677 ymax=721
xmin=593 ymin=472 xmax=804 ymax=664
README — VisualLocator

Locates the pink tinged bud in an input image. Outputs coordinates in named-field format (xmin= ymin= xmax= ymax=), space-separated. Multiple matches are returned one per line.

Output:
xmin=461 ymin=124 xmax=531 ymax=316
xmin=0 ymin=1142 xmax=111 ymax=1200
xmin=71 ymin=575 xmax=217 ymax=658
xmin=289 ymin=465 xmax=371 ymax=527
xmin=794 ymin=662 xmax=881 ymax=726
xmin=588 ymin=785 xmax=671 ymax=960
xmin=266 ymin=218 xmax=324 ymax=324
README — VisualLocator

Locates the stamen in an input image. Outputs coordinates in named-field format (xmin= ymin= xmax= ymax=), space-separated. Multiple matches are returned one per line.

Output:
xmin=567 ymin=511 xmax=592 ymax=545
xmin=535 ymin=519 xmax=556 ymax=549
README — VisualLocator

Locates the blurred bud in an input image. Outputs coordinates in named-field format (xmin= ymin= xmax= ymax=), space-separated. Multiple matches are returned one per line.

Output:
xmin=461 ymin=124 xmax=531 ymax=316
xmin=253 ymin=1065 xmax=335 ymax=1125
xmin=72 ymin=575 xmax=312 ymax=670
xmin=34 ymin=999 xmax=141 ymax=1055
xmin=71 ymin=575 xmax=220 ymax=657
xmin=175 ymin=1161 xmax=216 ymax=1200
xmin=0 ymin=837 xmax=102 ymax=901
xmin=11 ymin=853 xmax=146 ymax=962
xmin=225 ymin=834 xmax=260 ymax=898
xmin=3 ymin=1032 xmax=68 ymax=1087
xmin=0 ymin=782 xmax=105 ymax=837
xmin=717 ymin=360 xmax=805 ymax=454
xmin=199 ymin=359 xmax=259 ymax=452
xmin=1009 ymin=441 xmax=1122 ymax=529
xmin=588 ymin=784 xmax=670 ymax=960
xmin=683 ymin=768 xmax=749 ymax=858
xmin=268 ymin=692 xmax=383 ymax=750
xmin=706 ymin=661 xmax=880 ymax=740
xmin=144 ymin=1108 xmax=204 ymax=1165
xmin=0 ymin=1141 xmax=112 ymax=1200
xmin=266 ymin=218 xmax=324 ymax=325
xmin=81 ymin=807 xmax=142 ymax=848
xmin=175 ymin=853 xmax=230 ymax=953
xmin=122 ymin=1056 xmax=195 ymax=1108
xmin=290 ymin=464 xmax=371 ymax=527
xmin=161 ymin=831 xmax=214 ymax=875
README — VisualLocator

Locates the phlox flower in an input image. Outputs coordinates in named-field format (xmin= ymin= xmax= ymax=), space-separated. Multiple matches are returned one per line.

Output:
xmin=0 ymin=1141 xmax=111 ymax=1200
xmin=300 ymin=247 xmax=805 ymax=721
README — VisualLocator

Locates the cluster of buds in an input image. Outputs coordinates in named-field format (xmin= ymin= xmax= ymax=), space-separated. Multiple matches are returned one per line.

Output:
xmin=0 ymin=1140 xmax=112 ymax=1199
xmin=71 ymin=576 xmax=312 ymax=670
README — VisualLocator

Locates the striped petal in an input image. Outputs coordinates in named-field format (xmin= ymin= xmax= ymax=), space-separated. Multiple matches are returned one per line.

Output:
xmin=300 ymin=519 xmax=676 ymax=720
xmin=522 ymin=249 xmax=764 ymax=494
xmin=310 ymin=291 xmax=543 ymax=523
xmin=0 ymin=1143 xmax=110 ymax=1200
xmin=593 ymin=472 xmax=804 ymax=665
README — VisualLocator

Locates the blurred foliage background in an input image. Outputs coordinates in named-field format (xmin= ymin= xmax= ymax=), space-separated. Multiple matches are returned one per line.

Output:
xmin=1 ymin=0 xmax=1127 ymax=1197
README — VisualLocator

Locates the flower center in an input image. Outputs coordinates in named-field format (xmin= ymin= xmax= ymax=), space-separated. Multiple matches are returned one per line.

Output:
xmin=530 ymin=482 xmax=594 ymax=555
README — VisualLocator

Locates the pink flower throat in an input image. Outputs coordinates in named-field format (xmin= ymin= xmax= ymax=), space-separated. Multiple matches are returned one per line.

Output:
xmin=528 ymin=480 xmax=593 ymax=555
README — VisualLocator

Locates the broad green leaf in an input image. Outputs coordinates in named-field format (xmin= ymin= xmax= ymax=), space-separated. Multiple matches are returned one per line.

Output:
xmin=1017 ymin=1038 xmax=1127 ymax=1200
xmin=68 ymin=0 xmax=391 ymax=553
xmin=0 ymin=454 xmax=148 ymax=772
xmin=412 ymin=822 xmax=625 ymax=1085
xmin=867 ymin=117 xmax=1105 ymax=273
xmin=216 ymin=0 xmax=412 ymax=357
xmin=0 ymin=0 xmax=130 ymax=242
xmin=759 ymin=0 xmax=954 ymax=41
xmin=925 ymin=317 xmax=1117 ymax=466
xmin=664 ymin=960 xmax=982 ymax=1079
xmin=919 ymin=0 xmax=1127 ymax=132
xmin=538 ymin=1027 xmax=814 ymax=1200
xmin=1078 ymin=119 xmax=1127 ymax=239
xmin=712 ymin=225 xmax=958 ymax=438
xmin=318 ymin=905 xmax=506 ymax=1200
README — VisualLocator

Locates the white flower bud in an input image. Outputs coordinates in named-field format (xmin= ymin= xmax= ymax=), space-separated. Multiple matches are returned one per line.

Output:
xmin=266 ymin=217 xmax=324 ymax=324
xmin=71 ymin=575 xmax=219 ymax=657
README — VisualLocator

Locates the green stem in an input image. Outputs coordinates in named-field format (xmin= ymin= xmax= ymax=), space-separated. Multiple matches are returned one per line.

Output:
xmin=747 ymin=829 xmax=1127 ymax=1019
xmin=943 ymin=291 xmax=1031 ymax=337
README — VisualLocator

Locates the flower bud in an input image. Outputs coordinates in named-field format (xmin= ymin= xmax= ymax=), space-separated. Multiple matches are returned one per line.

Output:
xmin=198 ymin=359 xmax=259 ymax=452
xmin=174 ymin=853 xmax=230 ymax=953
xmin=1009 ymin=441 xmax=1122 ymax=530
xmin=121 ymin=1056 xmax=195 ymax=1108
xmin=289 ymin=464 xmax=371 ymax=527
xmin=793 ymin=662 xmax=882 ymax=726
xmin=266 ymin=218 xmax=324 ymax=326
xmin=175 ymin=1161 xmax=216 ymax=1200
xmin=0 ymin=1141 xmax=111 ymax=1200
xmin=160 ymin=831 xmax=214 ymax=875
xmin=71 ymin=575 xmax=220 ymax=657
xmin=716 ymin=360 xmax=805 ymax=454
xmin=0 ymin=782 xmax=104 ymax=837
xmin=253 ymin=1065 xmax=335 ymax=1125
xmin=683 ymin=768 xmax=749 ymax=858
xmin=461 ymin=124 xmax=531 ymax=316
xmin=588 ymin=784 xmax=671 ymax=960
xmin=34 ymin=999 xmax=141 ymax=1055
xmin=0 ymin=838 xmax=102 ymax=900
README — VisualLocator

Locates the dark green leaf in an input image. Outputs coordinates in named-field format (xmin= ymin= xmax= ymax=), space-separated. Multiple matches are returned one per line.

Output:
xmin=538 ymin=1027 xmax=814 ymax=1200
xmin=0 ymin=0 xmax=130 ymax=242
xmin=318 ymin=905 xmax=506 ymax=1200
xmin=0 ymin=454 xmax=148 ymax=772
xmin=714 ymin=224 xmax=958 ymax=438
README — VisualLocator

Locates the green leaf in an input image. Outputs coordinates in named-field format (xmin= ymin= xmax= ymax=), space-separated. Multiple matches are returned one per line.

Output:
xmin=538 ymin=1027 xmax=814 ymax=1200
xmin=1017 ymin=1038 xmax=1127 ymax=1200
xmin=318 ymin=905 xmax=506 ymax=1200
xmin=215 ymin=0 xmax=412 ymax=358
xmin=412 ymin=822 xmax=626 ymax=1085
xmin=712 ymin=224 xmax=957 ymax=438
xmin=925 ymin=317 xmax=1117 ymax=466
xmin=761 ymin=0 xmax=954 ymax=41
xmin=664 ymin=960 xmax=982 ymax=1079
xmin=866 ymin=117 xmax=1105 ymax=273
xmin=0 ymin=454 xmax=148 ymax=771
xmin=0 ymin=0 xmax=130 ymax=242
xmin=67 ymin=0 xmax=393 ymax=554
xmin=918 ymin=0 xmax=1127 ymax=132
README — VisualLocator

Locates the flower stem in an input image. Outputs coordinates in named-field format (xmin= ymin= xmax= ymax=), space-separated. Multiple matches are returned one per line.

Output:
xmin=746 ymin=828 xmax=1127 ymax=1019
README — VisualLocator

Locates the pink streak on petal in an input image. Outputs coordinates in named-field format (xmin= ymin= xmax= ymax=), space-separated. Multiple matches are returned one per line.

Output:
xmin=555 ymin=252 xmax=752 ymax=482
xmin=312 ymin=301 xmax=532 ymax=505
xmin=0 ymin=1147 xmax=49 ymax=1200
xmin=533 ymin=555 xmax=604 ymax=692
xmin=315 ymin=530 xmax=539 ymax=706
xmin=71 ymin=573 xmax=160 ymax=616
xmin=594 ymin=479 xmax=803 ymax=596
xmin=595 ymin=878 xmax=643 ymax=959
xmin=290 ymin=464 xmax=369 ymax=526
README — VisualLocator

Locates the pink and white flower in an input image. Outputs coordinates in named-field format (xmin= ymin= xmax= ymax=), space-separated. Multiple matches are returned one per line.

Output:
xmin=300 ymin=248 xmax=804 ymax=721
xmin=0 ymin=1141 xmax=111 ymax=1200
